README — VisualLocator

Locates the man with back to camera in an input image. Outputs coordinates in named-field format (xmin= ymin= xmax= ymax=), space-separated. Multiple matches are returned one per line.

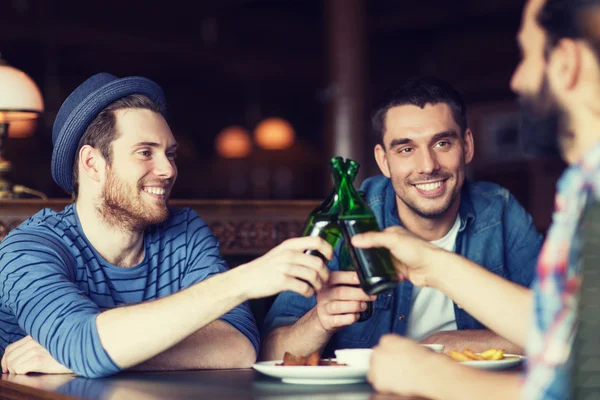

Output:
xmin=261 ymin=76 xmax=543 ymax=360
xmin=0 ymin=73 xmax=332 ymax=378
xmin=354 ymin=0 xmax=600 ymax=398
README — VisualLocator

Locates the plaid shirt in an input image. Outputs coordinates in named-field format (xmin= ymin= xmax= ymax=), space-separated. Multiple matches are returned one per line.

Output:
xmin=522 ymin=143 xmax=600 ymax=399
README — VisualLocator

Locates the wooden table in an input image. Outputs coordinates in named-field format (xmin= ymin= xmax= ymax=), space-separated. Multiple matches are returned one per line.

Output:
xmin=0 ymin=369 xmax=426 ymax=400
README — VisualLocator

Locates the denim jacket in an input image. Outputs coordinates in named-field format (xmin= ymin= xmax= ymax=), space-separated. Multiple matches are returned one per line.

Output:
xmin=263 ymin=175 xmax=543 ymax=357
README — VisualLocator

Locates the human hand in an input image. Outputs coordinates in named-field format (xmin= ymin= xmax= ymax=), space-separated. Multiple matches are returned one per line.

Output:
xmin=351 ymin=226 xmax=442 ymax=287
xmin=236 ymin=236 xmax=332 ymax=300
xmin=1 ymin=336 xmax=72 ymax=375
xmin=368 ymin=335 xmax=439 ymax=397
xmin=312 ymin=271 xmax=376 ymax=332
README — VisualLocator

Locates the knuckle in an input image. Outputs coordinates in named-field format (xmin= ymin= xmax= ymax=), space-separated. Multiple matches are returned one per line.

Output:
xmin=284 ymin=249 xmax=296 ymax=260
xmin=333 ymin=286 xmax=343 ymax=299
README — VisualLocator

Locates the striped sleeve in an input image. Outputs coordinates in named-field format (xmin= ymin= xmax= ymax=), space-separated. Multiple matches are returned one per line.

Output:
xmin=180 ymin=210 xmax=260 ymax=355
xmin=0 ymin=229 xmax=121 ymax=378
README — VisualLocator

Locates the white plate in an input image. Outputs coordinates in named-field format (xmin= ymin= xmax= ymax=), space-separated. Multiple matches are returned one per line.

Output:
xmin=252 ymin=360 xmax=368 ymax=385
xmin=460 ymin=354 xmax=525 ymax=370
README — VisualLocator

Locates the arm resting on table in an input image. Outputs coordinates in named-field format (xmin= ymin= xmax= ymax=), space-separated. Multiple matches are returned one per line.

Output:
xmin=131 ymin=320 xmax=256 ymax=371
xmin=260 ymin=307 xmax=332 ymax=361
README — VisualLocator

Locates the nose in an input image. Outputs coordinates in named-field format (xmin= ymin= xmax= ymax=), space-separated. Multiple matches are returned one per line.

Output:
xmin=154 ymin=154 xmax=177 ymax=180
xmin=416 ymin=148 xmax=439 ymax=175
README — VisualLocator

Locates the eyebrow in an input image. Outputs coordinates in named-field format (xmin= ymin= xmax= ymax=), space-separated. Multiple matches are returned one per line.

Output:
xmin=133 ymin=142 xmax=178 ymax=150
xmin=388 ymin=130 xmax=459 ymax=149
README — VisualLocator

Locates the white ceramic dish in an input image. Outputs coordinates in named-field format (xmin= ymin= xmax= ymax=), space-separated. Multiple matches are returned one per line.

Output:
xmin=252 ymin=360 xmax=368 ymax=385
xmin=334 ymin=349 xmax=373 ymax=368
xmin=460 ymin=354 xmax=525 ymax=370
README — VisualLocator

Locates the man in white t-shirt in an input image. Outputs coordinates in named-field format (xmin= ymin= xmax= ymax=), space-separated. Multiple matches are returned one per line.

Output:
xmin=261 ymin=76 xmax=542 ymax=360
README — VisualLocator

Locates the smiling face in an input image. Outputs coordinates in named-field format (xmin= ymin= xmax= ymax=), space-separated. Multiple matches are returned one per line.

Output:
xmin=374 ymin=103 xmax=474 ymax=220
xmin=99 ymin=108 xmax=178 ymax=230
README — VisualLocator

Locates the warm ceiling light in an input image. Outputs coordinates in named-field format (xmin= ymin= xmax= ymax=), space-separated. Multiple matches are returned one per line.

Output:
xmin=215 ymin=125 xmax=253 ymax=159
xmin=254 ymin=117 xmax=295 ymax=150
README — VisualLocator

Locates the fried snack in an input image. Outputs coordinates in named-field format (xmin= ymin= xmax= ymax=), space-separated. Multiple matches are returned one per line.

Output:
xmin=282 ymin=352 xmax=307 ymax=366
xmin=462 ymin=349 xmax=486 ymax=361
xmin=490 ymin=349 xmax=505 ymax=360
xmin=305 ymin=351 xmax=320 ymax=366
xmin=480 ymin=349 xmax=498 ymax=360
xmin=448 ymin=350 xmax=471 ymax=362
xmin=278 ymin=351 xmax=347 ymax=366
xmin=448 ymin=348 xmax=506 ymax=362
xmin=319 ymin=359 xmax=347 ymax=366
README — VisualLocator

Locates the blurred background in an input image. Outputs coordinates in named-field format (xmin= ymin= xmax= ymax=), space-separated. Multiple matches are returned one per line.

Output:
xmin=0 ymin=0 xmax=565 ymax=232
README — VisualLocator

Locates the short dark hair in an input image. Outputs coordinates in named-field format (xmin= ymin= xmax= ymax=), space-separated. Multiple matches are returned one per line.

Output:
xmin=371 ymin=76 xmax=468 ymax=147
xmin=538 ymin=0 xmax=600 ymax=57
xmin=71 ymin=94 xmax=165 ymax=200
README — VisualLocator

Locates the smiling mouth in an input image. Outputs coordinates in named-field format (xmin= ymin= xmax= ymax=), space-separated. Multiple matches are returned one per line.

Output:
xmin=143 ymin=187 xmax=166 ymax=195
xmin=414 ymin=180 xmax=444 ymax=192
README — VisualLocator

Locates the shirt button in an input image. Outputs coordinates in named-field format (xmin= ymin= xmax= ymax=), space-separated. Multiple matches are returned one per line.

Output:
xmin=398 ymin=314 xmax=405 ymax=321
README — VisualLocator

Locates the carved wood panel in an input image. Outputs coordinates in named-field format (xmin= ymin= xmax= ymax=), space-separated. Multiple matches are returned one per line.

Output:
xmin=0 ymin=199 xmax=317 ymax=256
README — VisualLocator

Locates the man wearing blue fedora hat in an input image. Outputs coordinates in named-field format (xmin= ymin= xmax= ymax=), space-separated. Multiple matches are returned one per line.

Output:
xmin=0 ymin=73 xmax=332 ymax=378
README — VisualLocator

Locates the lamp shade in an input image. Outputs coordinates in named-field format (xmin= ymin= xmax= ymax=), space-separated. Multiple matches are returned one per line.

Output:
xmin=254 ymin=117 xmax=295 ymax=150
xmin=0 ymin=62 xmax=44 ymax=126
xmin=215 ymin=126 xmax=253 ymax=159
xmin=7 ymin=119 xmax=38 ymax=138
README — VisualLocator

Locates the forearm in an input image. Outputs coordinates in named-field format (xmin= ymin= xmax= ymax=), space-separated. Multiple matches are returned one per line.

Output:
xmin=97 ymin=268 xmax=248 ymax=370
xmin=260 ymin=308 xmax=333 ymax=360
xmin=430 ymin=251 xmax=532 ymax=347
xmin=419 ymin=356 xmax=522 ymax=400
xmin=131 ymin=320 xmax=256 ymax=371
xmin=421 ymin=329 xmax=523 ymax=354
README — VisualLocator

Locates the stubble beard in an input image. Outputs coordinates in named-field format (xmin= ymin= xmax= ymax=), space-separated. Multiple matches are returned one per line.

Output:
xmin=519 ymin=73 xmax=565 ymax=158
xmin=389 ymin=165 xmax=461 ymax=219
xmin=98 ymin=169 xmax=170 ymax=232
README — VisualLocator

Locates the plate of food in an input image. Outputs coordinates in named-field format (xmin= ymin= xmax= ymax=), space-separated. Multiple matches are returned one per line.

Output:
xmin=448 ymin=348 xmax=525 ymax=370
xmin=253 ymin=351 xmax=369 ymax=385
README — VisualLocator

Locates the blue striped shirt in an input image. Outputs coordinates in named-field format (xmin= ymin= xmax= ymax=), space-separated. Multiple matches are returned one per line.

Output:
xmin=0 ymin=204 xmax=259 ymax=378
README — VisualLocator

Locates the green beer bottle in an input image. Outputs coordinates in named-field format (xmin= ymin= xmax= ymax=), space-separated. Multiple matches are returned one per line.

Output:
xmin=334 ymin=159 xmax=398 ymax=296
xmin=339 ymin=230 xmax=373 ymax=322
xmin=302 ymin=157 xmax=350 ymax=262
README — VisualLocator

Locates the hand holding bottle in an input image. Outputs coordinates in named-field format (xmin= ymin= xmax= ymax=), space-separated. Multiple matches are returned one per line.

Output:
xmin=350 ymin=226 xmax=442 ymax=288
xmin=312 ymin=271 xmax=376 ymax=332
xmin=236 ymin=236 xmax=332 ymax=300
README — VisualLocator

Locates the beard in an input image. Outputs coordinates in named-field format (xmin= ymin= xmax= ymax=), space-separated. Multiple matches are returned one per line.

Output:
xmin=98 ymin=168 xmax=170 ymax=231
xmin=518 ymin=74 xmax=565 ymax=158
xmin=392 ymin=170 xmax=461 ymax=219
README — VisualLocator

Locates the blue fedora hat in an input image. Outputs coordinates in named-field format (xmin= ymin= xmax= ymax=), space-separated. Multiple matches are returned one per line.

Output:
xmin=51 ymin=72 xmax=167 ymax=193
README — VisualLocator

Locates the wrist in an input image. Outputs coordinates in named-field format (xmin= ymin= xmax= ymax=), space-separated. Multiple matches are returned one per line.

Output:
xmin=424 ymin=247 xmax=448 ymax=290
xmin=220 ymin=266 xmax=252 ymax=303
xmin=417 ymin=353 xmax=454 ymax=399
xmin=306 ymin=307 xmax=331 ymax=334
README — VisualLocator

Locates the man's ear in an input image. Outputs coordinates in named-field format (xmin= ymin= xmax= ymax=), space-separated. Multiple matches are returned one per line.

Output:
xmin=463 ymin=128 xmax=475 ymax=165
xmin=78 ymin=145 xmax=105 ymax=184
xmin=548 ymin=38 xmax=582 ymax=92
xmin=374 ymin=144 xmax=391 ymax=178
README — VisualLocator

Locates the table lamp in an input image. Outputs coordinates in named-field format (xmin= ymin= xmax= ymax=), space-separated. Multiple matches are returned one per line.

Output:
xmin=0 ymin=54 xmax=45 ymax=199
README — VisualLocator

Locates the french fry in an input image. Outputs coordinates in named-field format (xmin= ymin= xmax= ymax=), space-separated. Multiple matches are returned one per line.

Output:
xmin=490 ymin=350 xmax=505 ymax=360
xmin=449 ymin=350 xmax=471 ymax=362
xmin=463 ymin=349 xmax=486 ymax=361
xmin=480 ymin=349 xmax=499 ymax=360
